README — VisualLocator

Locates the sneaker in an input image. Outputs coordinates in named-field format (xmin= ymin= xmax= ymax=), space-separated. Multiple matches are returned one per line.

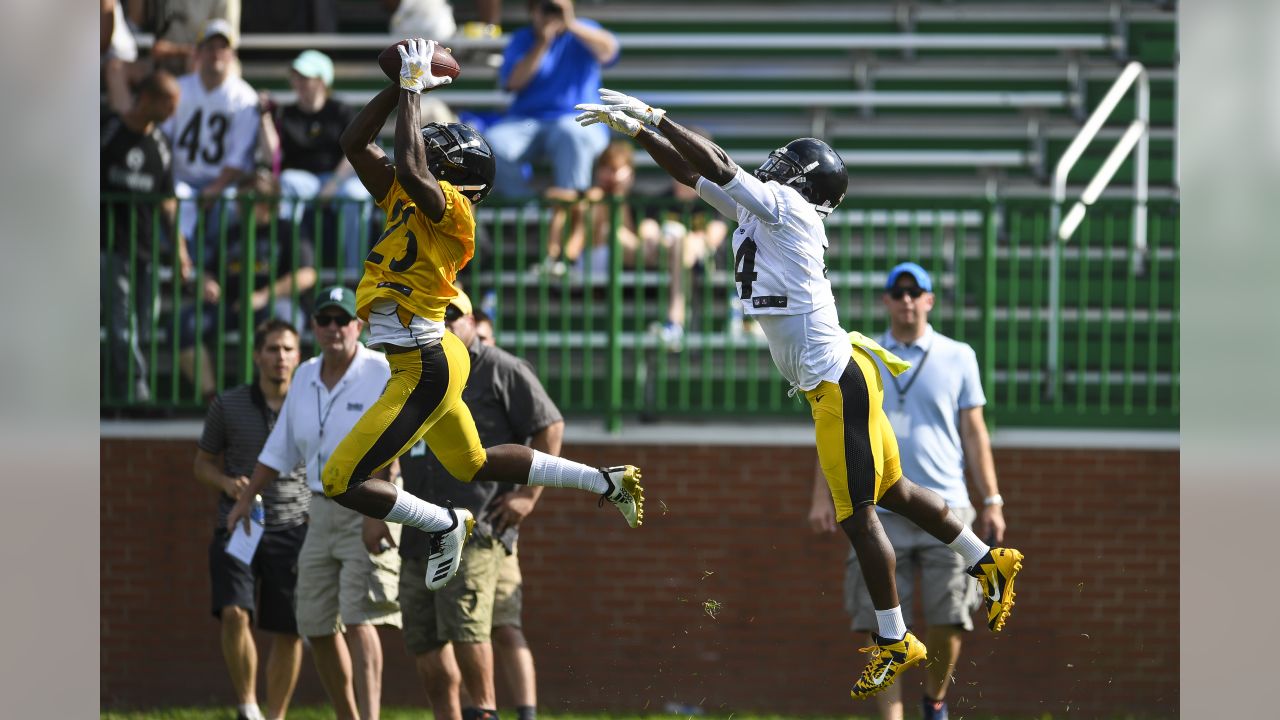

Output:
xmin=424 ymin=507 xmax=476 ymax=590
xmin=922 ymin=696 xmax=949 ymax=720
xmin=968 ymin=547 xmax=1024 ymax=632
xmin=598 ymin=465 xmax=644 ymax=528
xmin=850 ymin=632 xmax=927 ymax=700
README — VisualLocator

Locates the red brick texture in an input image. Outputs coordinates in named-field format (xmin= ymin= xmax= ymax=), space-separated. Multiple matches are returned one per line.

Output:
xmin=101 ymin=439 xmax=1177 ymax=716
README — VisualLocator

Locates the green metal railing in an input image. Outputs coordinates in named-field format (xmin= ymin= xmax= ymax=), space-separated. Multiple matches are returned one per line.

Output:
xmin=101 ymin=193 xmax=1178 ymax=430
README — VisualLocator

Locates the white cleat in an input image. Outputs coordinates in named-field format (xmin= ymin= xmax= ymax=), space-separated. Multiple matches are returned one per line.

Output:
xmin=599 ymin=465 xmax=644 ymax=528
xmin=424 ymin=508 xmax=475 ymax=590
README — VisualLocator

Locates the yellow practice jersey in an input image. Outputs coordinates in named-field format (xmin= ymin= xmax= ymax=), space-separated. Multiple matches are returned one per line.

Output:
xmin=356 ymin=178 xmax=476 ymax=322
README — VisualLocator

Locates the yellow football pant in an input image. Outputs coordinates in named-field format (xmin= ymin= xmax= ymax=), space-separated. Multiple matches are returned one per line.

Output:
xmin=322 ymin=331 xmax=486 ymax=496
xmin=805 ymin=346 xmax=902 ymax=522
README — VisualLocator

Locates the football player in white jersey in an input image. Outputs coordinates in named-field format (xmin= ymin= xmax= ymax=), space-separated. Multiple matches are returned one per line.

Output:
xmin=576 ymin=92 xmax=1025 ymax=701
xmin=160 ymin=19 xmax=261 ymax=244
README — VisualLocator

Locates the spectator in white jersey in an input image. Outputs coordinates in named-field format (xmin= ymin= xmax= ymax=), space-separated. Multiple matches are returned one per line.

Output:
xmin=161 ymin=18 xmax=259 ymax=251
xmin=194 ymin=318 xmax=308 ymax=720
xmin=809 ymin=262 xmax=1006 ymax=720
xmin=576 ymin=91 xmax=1026 ymax=701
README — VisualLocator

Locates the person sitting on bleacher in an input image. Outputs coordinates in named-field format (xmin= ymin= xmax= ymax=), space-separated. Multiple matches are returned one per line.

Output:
xmin=486 ymin=0 xmax=618 ymax=212
xmin=265 ymin=50 xmax=373 ymax=272
xmin=160 ymin=19 xmax=260 ymax=252
xmin=178 ymin=170 xmax=317 ymax=401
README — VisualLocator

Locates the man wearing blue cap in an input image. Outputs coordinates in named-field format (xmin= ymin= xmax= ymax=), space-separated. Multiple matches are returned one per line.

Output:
xmin=810 ymin=262 xmax=1007 ymax=720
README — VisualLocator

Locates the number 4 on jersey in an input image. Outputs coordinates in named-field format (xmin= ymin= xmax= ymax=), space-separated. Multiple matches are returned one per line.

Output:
xmin=734 ymin=237 xmax=758 ymax=299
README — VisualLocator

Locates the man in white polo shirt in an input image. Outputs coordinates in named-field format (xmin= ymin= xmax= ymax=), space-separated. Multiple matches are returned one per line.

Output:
xmin=230 ymin=285 xmax=400 ymax=720
xmin=809 ymin=263 xmax=1006 ymax=720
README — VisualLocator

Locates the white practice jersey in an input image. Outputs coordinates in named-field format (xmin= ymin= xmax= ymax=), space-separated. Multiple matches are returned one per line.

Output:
xmin=696 ymin=169 xmax=851 ymax=392
xmin=161 ymin=73 xmax=260 ymax=186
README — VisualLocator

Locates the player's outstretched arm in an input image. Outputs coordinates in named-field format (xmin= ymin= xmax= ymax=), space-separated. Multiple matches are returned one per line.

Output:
xmin=393 ymin=38 xmax=453 ymax=221
xmin=394 ymin=89 xmax=447 ymax=222
xmin=339 ymin=84 xmax=399 ymax=202
xmin=593 ymin=88 xmax=740 ymax=184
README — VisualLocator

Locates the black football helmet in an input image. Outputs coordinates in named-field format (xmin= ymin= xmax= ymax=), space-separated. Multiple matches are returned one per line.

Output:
xmin=752 ymin=137 xmax=848 ymax=217
xmin=420 ymin=122 xmax=496 ymax=204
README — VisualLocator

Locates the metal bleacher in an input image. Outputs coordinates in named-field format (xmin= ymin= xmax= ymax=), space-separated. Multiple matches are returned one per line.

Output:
xmin=216 ymin=0 xmax=1177 ymax=196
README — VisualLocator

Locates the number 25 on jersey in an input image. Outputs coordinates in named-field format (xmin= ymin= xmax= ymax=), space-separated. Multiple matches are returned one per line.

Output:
xmin=367 ymin=200 xmax=418 ymax=272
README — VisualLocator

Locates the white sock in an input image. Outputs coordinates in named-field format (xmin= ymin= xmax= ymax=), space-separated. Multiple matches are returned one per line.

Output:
xmin=527 ymin=450 xmax=609 ymax=494
xmin=237 ymin=704 xmax=264 ymax=720
xmin=947 ymin=526 xmax=991 ymax=567
xmin=384 ymin=485 xmax=454 ymax=532
xmin=875 ymin=607 xmax=907 ymax=641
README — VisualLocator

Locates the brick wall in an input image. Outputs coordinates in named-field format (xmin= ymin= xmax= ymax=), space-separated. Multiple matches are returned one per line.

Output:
xmin=101 ymin=439 xmax=1177 ymax=717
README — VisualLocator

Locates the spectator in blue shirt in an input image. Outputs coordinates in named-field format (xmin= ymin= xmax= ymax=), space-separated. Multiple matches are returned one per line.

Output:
xmin=485 ymin=0 xmax=618 ymax=204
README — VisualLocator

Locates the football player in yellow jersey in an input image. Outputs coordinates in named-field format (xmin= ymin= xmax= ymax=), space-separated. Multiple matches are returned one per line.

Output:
xmin=320 ymin=38 xmax=643 ymax=591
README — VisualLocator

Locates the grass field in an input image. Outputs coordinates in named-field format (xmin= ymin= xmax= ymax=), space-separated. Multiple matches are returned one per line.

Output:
xmin=101 ymin=710 xmax=1167 ymax=720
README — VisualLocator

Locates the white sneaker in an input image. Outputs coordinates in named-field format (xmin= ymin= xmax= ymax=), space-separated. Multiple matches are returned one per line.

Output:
xmin=424 ymin=508 xmax=475 ymax=590
xmin=598 ymin=465 xmax=644 ymax=528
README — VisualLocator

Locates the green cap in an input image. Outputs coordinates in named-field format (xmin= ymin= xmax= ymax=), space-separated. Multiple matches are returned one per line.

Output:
xmin=314 ymin=286 xmax=356 ymax=317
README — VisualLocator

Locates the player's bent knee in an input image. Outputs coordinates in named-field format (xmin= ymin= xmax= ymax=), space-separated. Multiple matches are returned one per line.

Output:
xmin=321 ymin=458 xmax=357 ymax=497
xmin=437 ymin=444 xmax=488 ymax=483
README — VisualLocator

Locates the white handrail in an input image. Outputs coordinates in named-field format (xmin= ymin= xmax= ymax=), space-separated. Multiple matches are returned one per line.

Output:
xmin=1047 ymin=60 xmax=1149 ymax=401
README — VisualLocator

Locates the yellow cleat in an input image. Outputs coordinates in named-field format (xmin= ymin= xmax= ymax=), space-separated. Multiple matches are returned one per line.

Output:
xmin=851 ymin=631 xmax=927 ymax=700
xmin=969 ymin=547 xmax=1024 ymax=632
xmin=599 ymin=465 xmax=644 ymax=528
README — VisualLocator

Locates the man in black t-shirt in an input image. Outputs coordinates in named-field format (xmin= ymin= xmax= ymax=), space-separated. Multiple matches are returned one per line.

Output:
xmin=271 ymin=50 xmax=372 ymax=270
xmin=100 ymin=70 xmax=190 ymax=403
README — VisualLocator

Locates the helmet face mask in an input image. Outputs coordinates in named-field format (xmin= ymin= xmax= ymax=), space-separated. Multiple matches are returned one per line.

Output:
xmin=752 ymin=138 xmax=848 ymax=218
xmin=420 ymin=122 xmax=496 ymax=205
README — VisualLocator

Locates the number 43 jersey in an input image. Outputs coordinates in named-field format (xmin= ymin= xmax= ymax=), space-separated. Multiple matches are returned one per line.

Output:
xmin=160 ymin=73 xmax=260 ymax=187
xmin=697 ymin=168 xmax=851 ymax=392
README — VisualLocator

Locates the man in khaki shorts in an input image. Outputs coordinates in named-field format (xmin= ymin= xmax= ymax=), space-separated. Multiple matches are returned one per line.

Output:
xmin=809 ymin=264 xmax=1007 ymax=720
xmin=475 ymin=308 xmax=541 ymax=720
xmin=235 ymin=287 xmax=402 ymax=720
xmin=398 ymin=291 xmax=562 ymax=720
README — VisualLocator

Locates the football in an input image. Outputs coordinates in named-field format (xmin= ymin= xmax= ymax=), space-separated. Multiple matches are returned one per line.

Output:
xmin=378 ymin=39 xmax=461 ymax=83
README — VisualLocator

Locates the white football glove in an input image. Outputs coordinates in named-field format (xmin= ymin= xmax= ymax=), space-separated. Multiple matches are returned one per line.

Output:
xmin=398 ymin=38 xmax=452 ymax=93
xmin=598 ymin=87 xmax=666 ymax=126
xmin=573 ymin=104 xmax=641 ymax=137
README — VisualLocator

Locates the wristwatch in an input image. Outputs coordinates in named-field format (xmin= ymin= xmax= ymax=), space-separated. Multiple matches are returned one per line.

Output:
xmin=983 ymin=493 xmax=1005 ymax=507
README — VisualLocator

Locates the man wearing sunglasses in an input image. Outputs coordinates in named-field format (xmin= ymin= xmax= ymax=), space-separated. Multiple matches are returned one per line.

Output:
xmin=232 ymin=286 xmax=402 ymax=720
xmin=809 ymin=262 xmax=1006 ymax=720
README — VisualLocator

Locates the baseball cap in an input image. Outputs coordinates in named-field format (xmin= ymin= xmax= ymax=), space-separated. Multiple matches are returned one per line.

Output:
xmin=199 ymin=18 xmax=236 ymax=48
xmin=446 ymin=287 xmax=474 ymax=319
xmin=292 ymin=50 xmax=335 ymax=86
xmin=314 ymin=286 xmax=357 ymax=317
xmin=884 ymin=262 xmax=933 ymax=293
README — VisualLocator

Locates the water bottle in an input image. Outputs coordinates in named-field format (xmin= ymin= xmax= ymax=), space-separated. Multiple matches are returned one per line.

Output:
xmin=250 ymin=494 xmax=265 ymax=526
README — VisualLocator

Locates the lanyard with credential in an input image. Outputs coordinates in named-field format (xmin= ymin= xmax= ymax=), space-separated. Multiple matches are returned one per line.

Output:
xmin=889 ymin=346 xmax=931 ymax=407
xmin=315 ymin=381 xmax=347 ymax=484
